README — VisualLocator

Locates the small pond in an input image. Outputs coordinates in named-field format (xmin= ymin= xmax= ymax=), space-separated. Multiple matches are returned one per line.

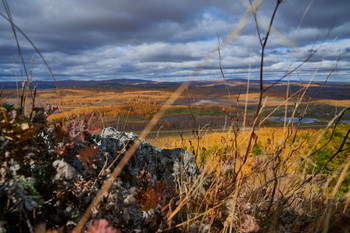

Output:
xmin=268 ymin=117 xmax=318 ymax=124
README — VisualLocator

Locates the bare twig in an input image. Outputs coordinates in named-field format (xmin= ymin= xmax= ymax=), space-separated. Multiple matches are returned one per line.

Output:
xmin=217 ymin=34 xmax=232 ymax=109
xmin=297 ymin=107 xmax=350 ymax=187
xmin=264 ymin=52 xmax=315 ymax=92
xmin=0 ymin=9 xmax=61 ymax=102
xmin=312 ymin=52 xmax=342 ymax=97
xmin=2 ymin=0 xmax=29 ymax=83
xmin=249 ymin=0 xmax=263 ymax=45
xmin=242 ymin=0 xmax=283 ymax=167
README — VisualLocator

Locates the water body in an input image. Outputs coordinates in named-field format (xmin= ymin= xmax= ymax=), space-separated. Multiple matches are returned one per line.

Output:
xmin=269 ymin=117 xmax=318 ymax=124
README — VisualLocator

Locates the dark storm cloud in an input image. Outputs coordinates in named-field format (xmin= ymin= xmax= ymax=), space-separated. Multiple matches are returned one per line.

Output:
xmin=280 ymin=0 xmax=350 ymax=29
xmin=0 ymin=0 xmax=349 ymax=82
xmin=6 ymin=0 xmax=237 ymax=48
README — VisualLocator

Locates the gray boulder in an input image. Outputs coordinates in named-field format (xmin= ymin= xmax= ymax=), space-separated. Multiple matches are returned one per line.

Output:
xmin=99 ymin=127 xmax=199 ymax=187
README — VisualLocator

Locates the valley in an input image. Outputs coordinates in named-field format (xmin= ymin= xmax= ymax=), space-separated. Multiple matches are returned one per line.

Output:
xmin=2 ymin=78 xmax=349 ymax=136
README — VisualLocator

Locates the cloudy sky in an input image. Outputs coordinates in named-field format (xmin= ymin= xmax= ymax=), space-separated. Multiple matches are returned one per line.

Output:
xmin=1 ymin=0 xmax=350 ymax=82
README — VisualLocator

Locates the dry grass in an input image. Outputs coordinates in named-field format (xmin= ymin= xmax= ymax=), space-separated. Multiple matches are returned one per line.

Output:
xmin=2 ymin=0 xmax=350 ymax=232
xmin=147 ymin=123 xmax=350 ymax=232
xmin=314 ymin=99 xmax=350 ymax=107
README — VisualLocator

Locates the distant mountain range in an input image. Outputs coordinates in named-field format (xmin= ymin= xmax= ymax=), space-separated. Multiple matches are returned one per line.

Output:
xmin=1 ymin=78 xmax=348 ymax=90
xmin=1 ymin=78 xmax=350 ymax=101
xmin=0 ymin=79 xmax=152 ymax=90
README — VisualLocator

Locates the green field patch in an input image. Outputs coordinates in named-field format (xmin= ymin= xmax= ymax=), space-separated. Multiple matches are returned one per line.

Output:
xmin=165 ymin=106 xmax=224 ymax=116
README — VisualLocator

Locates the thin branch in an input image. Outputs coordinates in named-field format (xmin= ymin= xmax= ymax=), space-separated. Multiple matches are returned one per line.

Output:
xmin=185 ymin=87 xmax=198 ymax=127
xmin=243 ymin=0 xmax=283 ymax=166
xmin=304 ymin=109 xmax=348 ymax=161
xmin=312 ymin=52 xmax=341 ymax=97
xmin=299 ymin=107 xmax=350 ymax=187
xmin=255 ymin=0 xmax=283 ymax=123
xmin=217 ymin=34 xmax=232 ymax=109
xmin=249 ymin=0 xmax=263 ymax=45
xmin=2 ymin=0 xmax=29 ymax=83
xmin=0 ymin=10 xmax=61 ymax=100
xmin=258 ymin=0 xmax=282 ymax=92
xmin=264 ymin=52 xmax=315 ymax=92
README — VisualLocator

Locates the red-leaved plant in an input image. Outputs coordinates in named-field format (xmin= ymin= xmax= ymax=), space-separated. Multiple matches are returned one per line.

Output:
xmin=86 ymin=219 xmax=120 ymax=233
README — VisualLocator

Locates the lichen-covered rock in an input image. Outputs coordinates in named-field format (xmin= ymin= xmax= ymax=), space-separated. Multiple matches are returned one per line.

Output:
xmin=99 ymin=127 xmax=199 ymax=187
xmin=50 ymin=127 xmax=199 ymax=232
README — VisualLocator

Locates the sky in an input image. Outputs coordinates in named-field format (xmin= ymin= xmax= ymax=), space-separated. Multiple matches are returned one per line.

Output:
xmin=1 ymin=0 xmax=350 ymax=83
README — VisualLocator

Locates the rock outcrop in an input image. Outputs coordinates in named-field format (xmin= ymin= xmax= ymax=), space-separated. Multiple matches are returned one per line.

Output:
xmin=99 ymin=127 xmax=199 ymax=187
xmin=52 ymin=127 xmax=199 ymax=232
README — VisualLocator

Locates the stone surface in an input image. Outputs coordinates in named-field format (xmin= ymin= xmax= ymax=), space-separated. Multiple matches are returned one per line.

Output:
xmin=99 ymin=127 xmax=199 ymax=187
